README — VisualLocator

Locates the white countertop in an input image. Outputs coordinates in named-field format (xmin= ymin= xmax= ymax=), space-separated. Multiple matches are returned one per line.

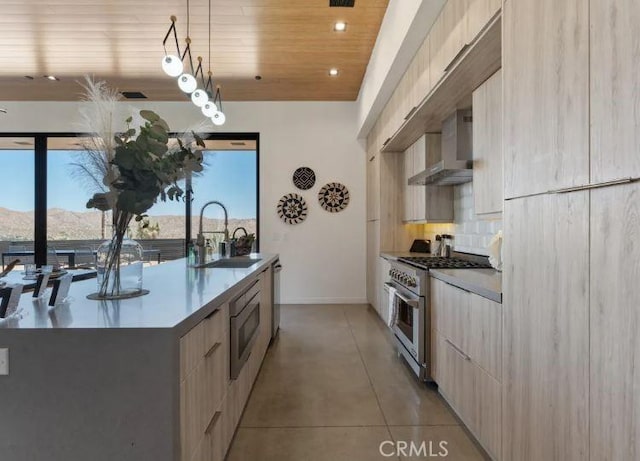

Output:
xmin=1 ymin=254 xmax=278 ymax=330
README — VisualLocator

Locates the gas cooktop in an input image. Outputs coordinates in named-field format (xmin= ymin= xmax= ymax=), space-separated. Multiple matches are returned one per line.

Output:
xmin=398 ymin=256 xmax=492 ymax=270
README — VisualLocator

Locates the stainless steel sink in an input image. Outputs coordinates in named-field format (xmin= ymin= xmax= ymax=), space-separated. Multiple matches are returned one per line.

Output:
xmin=195 ymin=258 xmax=262 ymax=269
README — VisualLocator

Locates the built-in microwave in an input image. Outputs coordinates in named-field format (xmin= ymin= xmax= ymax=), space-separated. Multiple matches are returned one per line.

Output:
xmin=230 ymin=280 xmax=261 ymax=380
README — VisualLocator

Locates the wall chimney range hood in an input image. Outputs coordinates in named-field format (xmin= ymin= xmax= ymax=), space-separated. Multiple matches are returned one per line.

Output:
xmin=408 ymin=110 xmax=473 ymax=186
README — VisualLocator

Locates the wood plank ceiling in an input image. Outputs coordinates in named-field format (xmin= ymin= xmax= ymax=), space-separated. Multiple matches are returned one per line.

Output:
xmin=0 ymin=0 xmax=389 ymax=101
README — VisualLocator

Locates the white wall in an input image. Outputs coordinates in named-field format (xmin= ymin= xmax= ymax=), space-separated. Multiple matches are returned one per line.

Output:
xmin=356 ymin=0 xmax=445 ymax=138
xmin=0 ymin=100 xmax=366 ymax=304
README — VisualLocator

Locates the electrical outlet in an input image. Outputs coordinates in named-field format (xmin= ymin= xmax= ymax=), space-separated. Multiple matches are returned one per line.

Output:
xmin=0 ymin=348 xmax=8 ymax=376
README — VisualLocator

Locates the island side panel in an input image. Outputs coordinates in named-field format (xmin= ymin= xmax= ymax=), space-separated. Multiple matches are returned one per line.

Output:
xmin=0 ymin=328 xmax=179 ymax=461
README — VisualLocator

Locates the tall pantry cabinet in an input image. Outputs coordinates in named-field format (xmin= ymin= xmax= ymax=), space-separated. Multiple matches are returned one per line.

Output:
xmin=502 ymin=0 xmax=640 ymax=459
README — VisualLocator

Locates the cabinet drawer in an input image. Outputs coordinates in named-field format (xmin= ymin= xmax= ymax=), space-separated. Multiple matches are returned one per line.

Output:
xmin=204 ymin=304 xmax=228 ymax=356
xmin=189 ymin=405 xmax=225 ymax=461
xmin=439 ymin=334 xmax=475 ymax=419
xmin=180 ymin=305 xmax=227 ymax=381
xmin=437 ymin=332 xmax=501 ymax=460
xmin=431 ymin=278 xmax=501 ymax=381
xmin=180 ymin=361 xmax=209 ymax=461
xmin=180 ymin=311 xmax=229 ymax=461
xmin=470 ymin=364 xmax=501 ymax=460
xmin=431 ymin=278 xmax=472 ymax=352
xmin=180 ymin=336 xmax=228 ymax=460
xmin=468 ymin=291 xmax=501 ymax=381
xmin=180 ymin=321 xmax=205 ymax=381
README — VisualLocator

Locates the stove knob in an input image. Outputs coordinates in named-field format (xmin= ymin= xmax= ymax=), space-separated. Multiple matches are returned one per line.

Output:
xmin=401 ymin=275 xmax=410 ymax=284
xmin=408 ymin=278 xmax=417 ymax=287
xmin=388 ymin=269 xmax=394 ymax=277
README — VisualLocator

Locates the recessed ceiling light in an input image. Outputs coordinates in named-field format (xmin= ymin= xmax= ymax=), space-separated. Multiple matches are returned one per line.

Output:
xmin=44 ymin=75 xmax=59 ymax=81
xmin=329 ymin=68 xmax=339 ymax=76
xmin=334 ymin=21 xmax=347 ymax=32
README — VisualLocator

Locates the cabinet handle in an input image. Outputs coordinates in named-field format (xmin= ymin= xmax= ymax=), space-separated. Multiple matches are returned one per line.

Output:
xmin=382 ymin=137 xmax=392 ymax=147
xmin=551 ymin=177 xmax=637 ymax=194
xmin=204 ymin=342 xmax=221 ymax=358
xmin=204 ymin=411 xmax=221 ymax=435
xmin=444 ymin=281 xmax=471 ymax=294
xmin=445 ymin=338 xmax=471 ymax=361
xmin=444 ymin=44 xmax=470 ymax=73
xmin=404 ymin=106 xmax=417 ymax=120
xmin=205 ymin=308 xmax=219 ymax=320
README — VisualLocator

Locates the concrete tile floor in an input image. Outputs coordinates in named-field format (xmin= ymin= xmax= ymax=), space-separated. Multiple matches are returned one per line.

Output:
xmin=227 ymin=304 xmax=489 ymax=461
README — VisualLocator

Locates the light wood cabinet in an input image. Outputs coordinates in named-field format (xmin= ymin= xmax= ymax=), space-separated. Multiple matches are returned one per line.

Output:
xmin=429 ymin=0 xmax=468 ymax=89
xmin=431 ymin=276 xmax=502 ymax=459
xmin=590 ymin=182 xmax=640 ymax=460
xmin=466 ymin=0 xmax=501 ymax=44
xmin=402 ymin=135 xmax=453 ymax=223
xmin=179 ymin=305 xmax=229 ymax=461
xmin=179 ymin=268 xmax=272 ymax=461
xmin=502 ymin=193 xmax=590 ymax=461
xmin=412 ymin=35 xmax=431 ymax=107
xmin=438 ymin=331 xmax=501 ymax=460
xmin=590 ymin=0 xmax=640 ymax=183
xmin=472 ymin=69 xmax=502 ymax=216
xmin=366 ymin=220 xmax=380 ymax=311
xmin=431 ymin=278 xmax=501 ymax=381
xmin=366 ymin=152 xmax=380 ymax=221
xmin=469 ymin=362 xmax=501 ymax=460
xmin=503 ymin=0 xmax=589 ymax=198
xmin=377 ymin=257 xmax=391 ymax=324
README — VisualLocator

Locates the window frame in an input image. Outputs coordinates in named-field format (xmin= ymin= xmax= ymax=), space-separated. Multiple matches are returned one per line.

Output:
xmin=0 ymin=132 xmax=260 ymax=265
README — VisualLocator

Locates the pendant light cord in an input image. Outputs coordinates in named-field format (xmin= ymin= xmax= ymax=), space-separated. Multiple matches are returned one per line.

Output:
xmin=186 ymin=0 xmax=190 ymax=38
xmin=208 ymin=0 xmax=211 ymax=72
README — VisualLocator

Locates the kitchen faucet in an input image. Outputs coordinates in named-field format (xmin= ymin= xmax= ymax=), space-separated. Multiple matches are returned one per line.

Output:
xmin=197 ymin=201 xmax=230 ymax=265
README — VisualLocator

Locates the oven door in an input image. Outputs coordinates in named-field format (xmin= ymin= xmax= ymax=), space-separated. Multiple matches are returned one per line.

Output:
xmin=389 ymin=283 xmax=425 ymax=365
xmin=230 ymin=291 xmax=261 ymax=380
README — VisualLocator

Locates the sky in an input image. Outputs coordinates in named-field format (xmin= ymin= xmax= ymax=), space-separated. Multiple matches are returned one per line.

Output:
xmin=0 ymin=149 xmax=257 ymax=220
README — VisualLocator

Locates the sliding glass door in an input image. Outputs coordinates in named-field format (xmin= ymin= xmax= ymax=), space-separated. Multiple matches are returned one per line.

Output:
xmin=0 ymin=138 xmax=35 ymax=269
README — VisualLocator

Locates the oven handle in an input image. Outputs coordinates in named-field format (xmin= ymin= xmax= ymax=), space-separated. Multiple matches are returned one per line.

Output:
xmin=384 ymin=282 xmax=420 ymax=309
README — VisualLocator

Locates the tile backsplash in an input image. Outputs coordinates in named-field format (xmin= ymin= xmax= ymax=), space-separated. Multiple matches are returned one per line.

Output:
xmin=424 ymin=182 xmax=502 ymax=256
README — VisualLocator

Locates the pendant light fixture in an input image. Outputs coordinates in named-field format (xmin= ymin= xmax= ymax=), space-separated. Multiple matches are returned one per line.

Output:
xmin=211 ymin=86 xmax=225 ymax=126
xmin=201 ymin=101 xmax=218 ymax=117
xmin=204 ymin=0 xmax=225 ymax=125
xmin=191 ymin=90 xmax=209 ymax=107
xmin=161 ymin=17 xmax=184 ymax=77
xmin=161 ymin=0 xmax=225 ymax=124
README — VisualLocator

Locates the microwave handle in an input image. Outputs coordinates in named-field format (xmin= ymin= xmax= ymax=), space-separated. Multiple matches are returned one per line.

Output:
xmin=384 ymin=282 xmax=419 ymax=309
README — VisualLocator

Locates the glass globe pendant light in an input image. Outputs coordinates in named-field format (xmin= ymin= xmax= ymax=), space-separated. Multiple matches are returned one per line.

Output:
xmin=161 ymin=55 xmax=183 ymax=77
xmin=191 ymin=89 xmax=208 ymax=107
xmin=177 ymin=73 xmax=197 ymax=94
xmin=201 ymin=101 xmax=217 ymax=117
xmin=211 ymin=111 xmax=226 ymax=126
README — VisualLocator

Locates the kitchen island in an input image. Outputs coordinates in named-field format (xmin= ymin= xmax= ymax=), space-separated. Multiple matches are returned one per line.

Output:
xmin=0 ymin=254 xmax=278 ymax=461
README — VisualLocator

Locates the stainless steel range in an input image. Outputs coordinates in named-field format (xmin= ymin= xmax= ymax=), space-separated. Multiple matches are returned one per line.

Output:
xmin=385 ymin=254 xmax=491 ymax=381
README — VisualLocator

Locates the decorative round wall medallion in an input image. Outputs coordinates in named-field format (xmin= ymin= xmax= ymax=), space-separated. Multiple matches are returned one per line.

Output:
xmin=318 ymin=182 xmax=350 ymax=213
xmin=277 ymin=193 xmax=308 ymax=225
xmin=292 ymin=167 xmax=316 ymax=190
